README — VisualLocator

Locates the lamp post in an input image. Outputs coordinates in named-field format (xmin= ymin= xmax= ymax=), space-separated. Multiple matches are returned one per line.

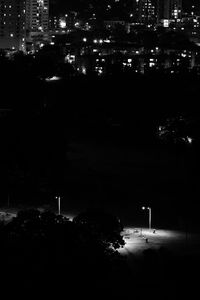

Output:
xmin=142 ymin=206 xmax=151 ymax=231
xmin=8 ymin=194 xmax=10 ymax=208
xmin=55 ymin=196 xmax=61 ymax=215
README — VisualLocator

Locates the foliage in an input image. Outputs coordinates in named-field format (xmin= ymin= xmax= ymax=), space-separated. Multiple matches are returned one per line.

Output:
xmin=0 ymin=209 xmax=126 ymax=293
xmin=73 ymin=210 xmax=125 ymax=250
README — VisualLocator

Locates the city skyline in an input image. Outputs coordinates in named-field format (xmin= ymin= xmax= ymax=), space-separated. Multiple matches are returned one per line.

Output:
xmin=0 ymin=0 xmax=49 ymax=50
xmin=0 ymin=0 xmax=26 ymax=51
xmin=0 ymin=1 xmax=200 ymax=299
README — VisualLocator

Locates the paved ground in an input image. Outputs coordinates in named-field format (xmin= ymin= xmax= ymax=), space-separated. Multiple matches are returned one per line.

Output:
xmin=120 ymin=227 xmax=200 ymax=257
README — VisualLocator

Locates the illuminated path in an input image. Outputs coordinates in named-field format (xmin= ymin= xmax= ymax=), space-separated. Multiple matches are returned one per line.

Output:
xmin=119 ymin=227 xmax=200 ymax=257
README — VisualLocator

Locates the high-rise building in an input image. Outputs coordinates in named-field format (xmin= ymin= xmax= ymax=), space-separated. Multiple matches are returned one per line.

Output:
xmin=26 ymin=0 xmax=49 ymax=33
xmin=138 ymin=0 xmax=157 ymax=25
xmin=132 ymin=0 xmax=140 ymax=22
xmin=157 ymin=0 xmax=182 ymax=23
xmin=25 ymin=0 xmax=49 ymax=50
xmin=0 ymin=0 xmax=26 ymax=50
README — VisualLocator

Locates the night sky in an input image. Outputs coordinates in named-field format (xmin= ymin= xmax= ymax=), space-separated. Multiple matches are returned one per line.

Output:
xmin=49 ymin=0 xmax=85 ymax=14
xmin=50 ymin=0 xmax=200 ymax=15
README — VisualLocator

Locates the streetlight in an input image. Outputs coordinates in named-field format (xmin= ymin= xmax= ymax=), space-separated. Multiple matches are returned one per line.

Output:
xmin=55 ymin=196 xmax=61 ymax=215
xmin=142 ymin=206 xmax=151 ymax=231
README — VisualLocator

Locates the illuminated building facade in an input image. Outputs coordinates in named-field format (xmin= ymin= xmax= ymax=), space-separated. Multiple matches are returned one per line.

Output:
xmin=157 ymin=0 xmax=182 ymax=25
xmin=26 ymin=0 xmax=49 ymax=32
xmin=138 ymin=0 xmax=157 ymax=26
xmin=26 ymin=0 xmax=49 ymax=50
xmin=0 ymin=0 xmax=26 ymax=50
xmin=171 ymin=0 xmax=182 ymax=20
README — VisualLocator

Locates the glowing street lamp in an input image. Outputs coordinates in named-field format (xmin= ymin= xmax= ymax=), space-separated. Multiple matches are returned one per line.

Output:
xmin=55 ymin=196 xmax=61 ymax=215
xmin=142 ymin=206 xmax=151 ymax=230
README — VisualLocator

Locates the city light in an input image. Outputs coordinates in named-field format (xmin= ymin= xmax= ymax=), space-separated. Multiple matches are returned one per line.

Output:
xmin=104 ymin=39 xmax=111 ymax=43
xmin=1 ymin=1 xmax=200 ymax=294
xmin=59 ymin=19 xmax=66 ymax=29
xmin=186 ymin=137 xmax=193 ymax=144
xmin=82 ymin=66 xmax=86 ymax=74
xmin=45 ymin=76 xmax=61 ymax=82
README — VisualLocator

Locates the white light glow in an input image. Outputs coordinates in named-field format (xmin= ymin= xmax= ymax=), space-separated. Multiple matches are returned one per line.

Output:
xmin=60 ymin=20 xmax=66 ymax=29
xmin=163 ymin=19 xmax=169 ymax=28
xmin=119 ymin=228 xmax=192 ymax=256
xmin=45 ymin=76 xmax=61 ymax=82
xmin=187 ymin=136 xmax=193 ymax=144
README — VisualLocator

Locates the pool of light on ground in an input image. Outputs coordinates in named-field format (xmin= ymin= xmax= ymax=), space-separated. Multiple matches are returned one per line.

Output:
xmin=119 ymin=227 xmax=200 ymax=256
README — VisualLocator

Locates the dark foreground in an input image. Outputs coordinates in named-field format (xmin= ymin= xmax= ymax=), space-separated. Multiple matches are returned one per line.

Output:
xmin=0 ymin=211 xmax=200 ymax=300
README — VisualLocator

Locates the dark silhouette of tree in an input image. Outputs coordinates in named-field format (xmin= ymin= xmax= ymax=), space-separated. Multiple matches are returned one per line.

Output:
xmin=57 ymin=62 xmax=76 ymax=78
xmin=1 ymin=209 xmax=126 ymax=276
xmin=73 ymin=209 xmax=125 ymax=250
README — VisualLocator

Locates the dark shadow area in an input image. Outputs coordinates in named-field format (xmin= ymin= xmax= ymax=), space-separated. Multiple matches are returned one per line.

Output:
xmin=0 ymin=209 xmax=199 ymax=299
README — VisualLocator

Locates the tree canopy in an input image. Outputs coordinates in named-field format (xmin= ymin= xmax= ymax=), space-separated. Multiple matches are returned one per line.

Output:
xmin=0 ymin=209 xmax=127 ymax=295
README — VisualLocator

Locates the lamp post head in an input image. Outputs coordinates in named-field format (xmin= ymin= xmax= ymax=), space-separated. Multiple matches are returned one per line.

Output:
xmin=142 ymin=206 xmax=151 ymax=210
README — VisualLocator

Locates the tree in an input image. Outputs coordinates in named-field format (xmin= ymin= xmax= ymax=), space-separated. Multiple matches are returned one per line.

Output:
xmin=73 ymin=209 xmax=125 ymax=250
xmin=0 ymin=208 xmax=128 ymax=296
